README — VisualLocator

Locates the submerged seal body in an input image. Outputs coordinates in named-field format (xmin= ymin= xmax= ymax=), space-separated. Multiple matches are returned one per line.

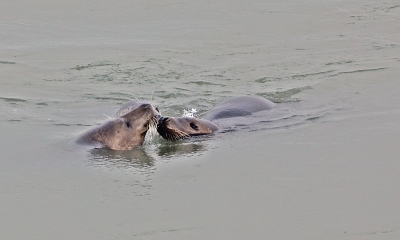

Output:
xmin=202 ymin=95 xmax=274 ymax=121
xmin=157 ymin=96 xmax=274 ymax=141
xmin=77 ymin=103 xmax=160 ymax=150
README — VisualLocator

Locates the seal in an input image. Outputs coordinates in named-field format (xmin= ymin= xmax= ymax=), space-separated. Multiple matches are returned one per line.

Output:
xmin=77 ymin=103 xmax=160 ymax=150
xmin=157 ymin=117 xmax=219 ymax=140
xmin=157 ymin=96 xmax=274 ymax=141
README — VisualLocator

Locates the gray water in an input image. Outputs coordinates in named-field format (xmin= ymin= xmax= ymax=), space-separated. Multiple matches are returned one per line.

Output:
xmin=1 ymin=0 xmax=400 ymax=239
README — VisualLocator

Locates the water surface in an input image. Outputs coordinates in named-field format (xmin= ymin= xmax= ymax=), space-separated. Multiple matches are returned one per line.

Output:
xmin=1 ymin=0 xmax=400 ymax=239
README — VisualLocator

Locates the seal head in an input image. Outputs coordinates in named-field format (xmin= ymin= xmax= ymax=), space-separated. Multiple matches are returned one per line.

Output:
xmin=77 ymin=103 xmax=160 ymax=150
xmin=157 ymin=116 xmax=219 ymax=141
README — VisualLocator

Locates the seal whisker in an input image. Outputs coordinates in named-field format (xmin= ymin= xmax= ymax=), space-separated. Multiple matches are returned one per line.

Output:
xmin=166 ymin=128 xmax=190 ymax=141
xmin=150 ymin=91 xmax=154 ymax=104
xmin=102 ymin=113 xmax=115 ymax=120
xmin=128 ymin=95 xmax=141 ymax=104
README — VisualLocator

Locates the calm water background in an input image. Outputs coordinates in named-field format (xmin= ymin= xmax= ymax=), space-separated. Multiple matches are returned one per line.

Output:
xmin=1 ymin=0 xmax=400 ymax=239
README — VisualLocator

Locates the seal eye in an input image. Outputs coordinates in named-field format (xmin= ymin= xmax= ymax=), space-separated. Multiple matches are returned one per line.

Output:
xmin=155 ymin=107 xmax=160 ymax=113
xmin=190 ymin=122 xmax=198 ymax=130
xmin=126 ymin=121 xmax=131 ymax=128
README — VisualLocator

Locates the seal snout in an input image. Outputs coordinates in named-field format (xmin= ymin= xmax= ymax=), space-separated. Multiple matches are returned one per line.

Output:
xmin=158 ymin=116 xmax=169 ymax=125
xmin=137 ymin=103 xmax=161 ymax=121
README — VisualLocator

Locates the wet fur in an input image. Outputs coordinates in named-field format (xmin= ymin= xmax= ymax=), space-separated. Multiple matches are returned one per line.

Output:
xmin=157 ymin=96 xmax=274 ymax=141
xmin=157 ymin=117 xmax=217 ymax=141
xmin=77 ymin=103 xmax=160 ymax=150
xmin=157 ymin=117 xmax=219 ymax=141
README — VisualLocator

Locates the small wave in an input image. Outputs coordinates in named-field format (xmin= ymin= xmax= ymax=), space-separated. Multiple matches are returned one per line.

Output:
xmin=82 ymin=94 xmax=131 ymax=103
xmin=71 ymin=62 xmax=116 ymax=71
xmin=185 ymin=81 xmax=226 ymax=86
xmin=291 ymin=70 xmax=336 ymax=79
xmin=0 ymin=97 xmax=27 ymax=103
xmin=325 ymin=60 xmax=354 ymax=66
xmin=0 ymin=61 xmax=16 ymax=65
xmin=333 ymin=67 xmax=386 ymax=76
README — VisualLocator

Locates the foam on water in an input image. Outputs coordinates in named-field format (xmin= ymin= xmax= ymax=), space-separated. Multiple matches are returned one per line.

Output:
xmin=182 ymin=108 xmax=197 ymax=118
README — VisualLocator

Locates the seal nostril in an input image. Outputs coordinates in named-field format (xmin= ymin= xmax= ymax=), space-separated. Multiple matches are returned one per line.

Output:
xmin=158 ymin=117 xmax=169 ymax=124
xmin=140 ymin=103 xmax=150 ymax=108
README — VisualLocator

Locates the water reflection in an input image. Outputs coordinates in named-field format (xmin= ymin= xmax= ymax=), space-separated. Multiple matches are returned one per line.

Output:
xmin=86 ymin=139 xmax=207 ymax=169
xmin=88 ymin=147 xmax=155 ymax=169
xmin=83 ymin=100 xmax=337 ymax=171
xmin=157 ymin=140 xmax=206 ymax=158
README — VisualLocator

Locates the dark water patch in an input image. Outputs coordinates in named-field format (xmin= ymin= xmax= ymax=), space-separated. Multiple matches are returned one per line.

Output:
xmin=42 ymin=78 xmax=72 ymax=82
xmin=372 ymin=43 xmax=398 ymax=50
xmin=7 ymin=119 xmax=22 ymax=122
xmin=203 ymin=91 xmax=214 ymax=96
xmin=54 ymin=123 xmax=93 ymax=127
xmin=203 ymin=74 xmax=225 ymax=78
xmin=92 ymin=73 xmax=117 ymax=83
xmin=36 ymin=101 xmax=61 ymax=106
xmin=72 ymin=62 xmax=117 ymax=71
xmin=185 ymin=80 xmax=226 ymax=86
xmin=154 ymin=90 xmax=167 ymax=94
xmin=387 ymin=5 xmax=400 ymax=10
xmin=306 ymin=116 xmax=322 ymax=122
xmin=332 ymin=67 xmax=386 ymax=76
xmin=132 ymin=227 xmax=196 ymax=238
xmin=159 ymin=92 xmax=191 ymax=99
xmin=156 ymin=71 xmax=185 ymax=80
xmin=226 ymin=51 xmax=255 ymax=56
xmin=174 ymin=87 xmax=192 ymax=92
xmin=0 ymin=61 xmax=16 ymax=65
xmin=36 ymin=102 xmax=48 ymax=107
xmin=325 ymin=60 xmax=354 ymax=66
xmin=255 ymin=77 xmax=283 ymax=83
xmin=95 ymin=96 xmax=131 ymax=102
xmin=131 ymin=66 xmax=146 ymax=71
xmin=54 ymin=123 xmax=73 ymax=127
xmin=350 ymin=15 xmax=364 ymax=20
xmin=291 ymin=70 xmax=335 ymax=79
xmin=0 ymin=97 xmax=27 ymax=103
xmin=77 ymin=123 xmax=96 ymax=127
xmin=82 ymin=94 xmax=130 ymax=103
xmin=372 ymin=3 xmax=400 ymax=13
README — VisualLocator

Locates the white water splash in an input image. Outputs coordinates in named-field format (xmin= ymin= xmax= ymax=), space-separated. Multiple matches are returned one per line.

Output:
xmin=182 ymin=108 xmax=197 ymax=118
xmin=144 ymin=124 xmax=158 ymax=144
